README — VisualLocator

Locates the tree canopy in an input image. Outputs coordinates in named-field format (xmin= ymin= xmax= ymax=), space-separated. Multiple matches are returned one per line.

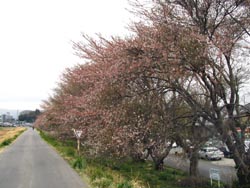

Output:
xmin=35 ymin=0 xmax=250 ymax=185
xmin=19 ymin=109 xmax=41 ymax=123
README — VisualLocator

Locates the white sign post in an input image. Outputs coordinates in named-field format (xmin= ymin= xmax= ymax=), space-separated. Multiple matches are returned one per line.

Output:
xmin=209 ymin=168 xmax=221 ymax=188
xmin=72 ymin=129 xmax=83 ymax=155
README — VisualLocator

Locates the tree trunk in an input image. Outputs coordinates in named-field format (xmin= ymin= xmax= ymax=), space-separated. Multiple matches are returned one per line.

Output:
xmin=148 ymin=145 xmax=172 ymax=171
xmin=189 ymin=150 xmax=199 ymax=177
xmin=154 ymin=158 xmax=164 ymax=170
xmin=131 ymin=152 xmax=145 ymax=162
xmin=237 ymin=168 xmax=250 ymax=188
xmin=149 ymin=152 xmax=165 ymax=170
xmin=223 ymin=126 xmax=250 ymax=187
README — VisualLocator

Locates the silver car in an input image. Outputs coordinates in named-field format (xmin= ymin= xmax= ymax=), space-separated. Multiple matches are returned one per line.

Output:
xmin=199 ymin=147 xmax=224 ymax=160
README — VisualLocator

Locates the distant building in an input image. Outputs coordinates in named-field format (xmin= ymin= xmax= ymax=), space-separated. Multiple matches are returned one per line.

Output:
xmin=0 ymin=112 xmax=14 ymax=123
xmin=0 ymin=115 xmax=3 ymax=123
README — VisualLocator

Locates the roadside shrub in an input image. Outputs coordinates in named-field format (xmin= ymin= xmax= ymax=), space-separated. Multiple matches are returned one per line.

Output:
xmin=1 ymin=139 xmax=12 ymax=146
xmin=65 ymin=147 xmax=76 ymax=157
xmin=73 ymin=157 xmax=86 ymax=170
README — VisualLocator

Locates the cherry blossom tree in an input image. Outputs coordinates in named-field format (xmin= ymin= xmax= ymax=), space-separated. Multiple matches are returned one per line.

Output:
xmin=133 ymin=0 xmax=250 ymax=185
xmin=36 ymin=0 xmax=250 ymax=185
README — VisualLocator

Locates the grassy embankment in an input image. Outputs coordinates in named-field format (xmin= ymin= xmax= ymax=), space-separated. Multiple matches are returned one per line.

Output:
xmin=39 ymin=131 xmax=222 ymax=188
xmin=0 ymin=127 xmax=26 ymax=151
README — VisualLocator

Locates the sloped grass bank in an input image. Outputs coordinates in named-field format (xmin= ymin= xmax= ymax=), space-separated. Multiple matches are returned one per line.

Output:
xmin=0 ymin=127 xmax=26 ymax=149
xmin=39 ymin=131 xmax=223 ymax=188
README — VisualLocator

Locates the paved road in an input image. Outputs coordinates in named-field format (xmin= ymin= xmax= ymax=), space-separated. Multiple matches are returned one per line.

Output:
xmin=0 ymin=128 xmax=88 ymax=188
xmin=165 ymin=154 xmax=237 ymax=185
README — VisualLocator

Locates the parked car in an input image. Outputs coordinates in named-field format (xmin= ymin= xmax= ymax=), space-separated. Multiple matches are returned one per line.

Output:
xmin=219 ymin=146 xmax=233 ymax=158
xmin=199 ymin=147 xmax=224 ymax=160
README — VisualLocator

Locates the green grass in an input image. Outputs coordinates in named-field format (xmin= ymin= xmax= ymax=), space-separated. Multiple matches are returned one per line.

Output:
xmin=39 ymin=131 xmax=225 ymax=188
xmin=0 ymin=138 xmax=12 ymax=146
xmin=85 ymin=158 xmax=188 ymax=188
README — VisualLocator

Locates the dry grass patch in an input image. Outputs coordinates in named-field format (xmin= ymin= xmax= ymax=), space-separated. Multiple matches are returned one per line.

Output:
xmin=0 ymin=127 xmax=25 ymax=143
xmin=0 ymin=127 xmax=26 ymax=151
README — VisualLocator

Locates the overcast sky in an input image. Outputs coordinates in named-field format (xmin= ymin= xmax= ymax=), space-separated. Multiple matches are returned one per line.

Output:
xmin=0 ymin=0 xmax=132 ymax=110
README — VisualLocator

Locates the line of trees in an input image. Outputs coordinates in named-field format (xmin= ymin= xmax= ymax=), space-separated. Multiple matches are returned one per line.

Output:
xmin=35 ymin=0 xmax=250 ymax=186
xmin=18 ymin=109 xmax=41 ymax=123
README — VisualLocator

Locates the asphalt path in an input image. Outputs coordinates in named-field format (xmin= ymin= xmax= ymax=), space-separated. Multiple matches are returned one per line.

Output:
xmin=165 ymin=154 xmax=237 ymax=185
xmin=0 ymin=128 xmax=88 ymax=188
